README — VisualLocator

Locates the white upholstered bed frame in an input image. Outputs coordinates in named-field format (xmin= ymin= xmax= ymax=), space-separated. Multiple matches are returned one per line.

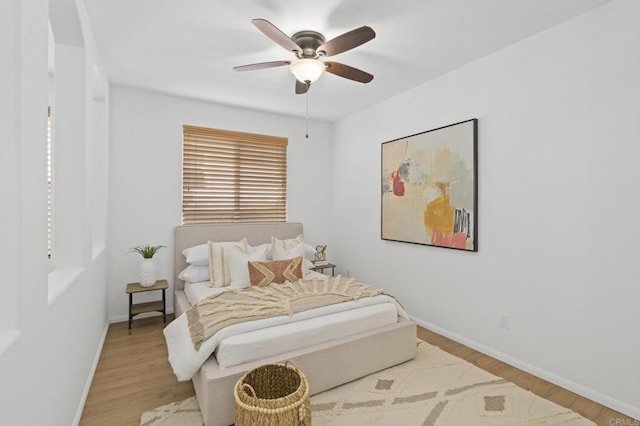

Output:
xmin=173 ymin=222 xmax=416 ymax=426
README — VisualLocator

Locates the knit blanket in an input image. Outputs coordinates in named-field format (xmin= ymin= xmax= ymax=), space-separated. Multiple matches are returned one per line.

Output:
xmin=186 ymin=275 xmax=384 ymax=350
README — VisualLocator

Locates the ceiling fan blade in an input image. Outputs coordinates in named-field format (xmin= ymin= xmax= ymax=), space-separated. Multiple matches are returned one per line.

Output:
xmin=251 ymin=18 xmax=302 ymax=55
xmin=317 ymin=26 xmax=375 ymax=57
xmin=295 ymin=80 xmax=309 ymax=94
xmin=233 ymin=60 xmax=291 ymax=71
xmin=325 ymin=61 xmax=373 ymax=83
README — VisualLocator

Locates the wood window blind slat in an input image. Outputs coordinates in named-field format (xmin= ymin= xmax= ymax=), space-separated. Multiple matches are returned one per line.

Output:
xmin=182 ymin=125 xmax=288 ymax=224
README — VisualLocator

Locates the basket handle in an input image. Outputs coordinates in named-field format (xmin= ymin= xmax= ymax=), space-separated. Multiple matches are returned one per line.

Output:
xmin=284 ymin=360 xmax=300 ymax=371
xmin=242 ymin=383 xmax=257 ymax=398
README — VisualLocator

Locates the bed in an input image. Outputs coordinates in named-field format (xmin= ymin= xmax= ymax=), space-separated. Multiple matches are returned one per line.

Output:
xmin=169 ymin=222 xmax=416 ymax=426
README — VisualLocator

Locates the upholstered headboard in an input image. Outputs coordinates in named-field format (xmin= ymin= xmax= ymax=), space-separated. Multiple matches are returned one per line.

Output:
xmin=173 ymin=222 xmax=303 ymax=290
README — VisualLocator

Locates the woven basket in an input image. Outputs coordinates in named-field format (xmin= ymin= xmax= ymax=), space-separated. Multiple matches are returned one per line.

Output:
xmin=234 ymin=361 xmax=311 ymax=426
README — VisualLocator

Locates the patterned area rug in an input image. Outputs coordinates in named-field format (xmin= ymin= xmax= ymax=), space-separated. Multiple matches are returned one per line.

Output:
xmin=140 ymin=340 xmax=594 ymax=425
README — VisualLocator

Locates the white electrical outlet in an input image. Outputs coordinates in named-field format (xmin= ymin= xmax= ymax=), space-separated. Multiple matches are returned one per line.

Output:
xmin=499 ymin=313 xmax=510 ymax=329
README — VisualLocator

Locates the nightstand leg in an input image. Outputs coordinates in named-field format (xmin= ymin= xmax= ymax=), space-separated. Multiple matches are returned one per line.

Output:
xmin=162 ymin=288 xmax=166 ymax=324
xmin=128 ymin=293 xmax=132 ymax=334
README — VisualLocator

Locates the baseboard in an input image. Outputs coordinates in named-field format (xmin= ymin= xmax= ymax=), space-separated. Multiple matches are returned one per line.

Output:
xmin=109 ymin=313 xmax=129 ymax=324
xmin=72 ymin=320 xmax=110 ymax=426
xmin=412 ymin=316 xmax=640 ymax=421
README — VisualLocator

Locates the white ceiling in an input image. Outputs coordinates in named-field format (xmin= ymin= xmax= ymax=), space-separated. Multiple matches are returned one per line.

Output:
xmin=85 ymin=0 xmax=610 ymax=122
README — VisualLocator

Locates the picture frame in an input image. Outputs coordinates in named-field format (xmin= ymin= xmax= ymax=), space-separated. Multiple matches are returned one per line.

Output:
xmin=381 ymin=119 xmax=478 ymax=252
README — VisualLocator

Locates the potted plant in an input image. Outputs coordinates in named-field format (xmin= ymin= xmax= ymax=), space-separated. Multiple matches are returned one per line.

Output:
xmin=129 ymin=244 xmax=165 ymax=287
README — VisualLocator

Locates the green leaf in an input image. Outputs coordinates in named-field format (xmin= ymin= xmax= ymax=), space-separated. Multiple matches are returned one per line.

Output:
xmin=128 ymin=244 xmax=165 ymax=259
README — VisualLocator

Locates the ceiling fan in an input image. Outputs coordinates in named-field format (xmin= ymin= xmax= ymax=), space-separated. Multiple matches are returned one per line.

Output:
xmin=233 ymin=19 xmax=375 ymax=94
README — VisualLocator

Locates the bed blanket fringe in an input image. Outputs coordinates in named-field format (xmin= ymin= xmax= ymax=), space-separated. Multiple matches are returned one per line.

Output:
xmin=187 ymin=275 xmax=384 ymax=350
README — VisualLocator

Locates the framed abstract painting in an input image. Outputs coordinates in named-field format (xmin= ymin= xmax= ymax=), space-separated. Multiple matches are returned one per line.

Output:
xmin=381 ymin=119 xmax=478 ymax=252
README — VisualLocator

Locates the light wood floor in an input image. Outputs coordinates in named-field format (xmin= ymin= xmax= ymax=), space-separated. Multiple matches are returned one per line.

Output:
xmin=80 ymin=315 xmax=636 ymax=426
xmin=80 ymin=316 xmax=195 ymax=426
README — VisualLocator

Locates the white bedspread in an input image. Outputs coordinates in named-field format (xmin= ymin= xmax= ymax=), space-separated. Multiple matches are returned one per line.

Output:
xmin=164 ymin=291 xmax=409 ymax=381
xmin=215 ymin=302 xmax=398 ymax=368
xmin=183 ymin=281 xmax=231 ymax=306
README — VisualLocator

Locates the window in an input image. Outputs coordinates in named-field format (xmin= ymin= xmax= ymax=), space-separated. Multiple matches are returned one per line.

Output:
xmin=182 ymin=125 xmax=288 ymax=224
xmin=47 ymin=106 xmax=53 ymax=259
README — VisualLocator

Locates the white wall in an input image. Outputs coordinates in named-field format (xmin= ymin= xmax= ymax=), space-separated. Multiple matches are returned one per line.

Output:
xmin=3 ymin=0 xmax=635 ymax=423
xmin=0 ymin=0 xmax=111 ymax=425
xmin=331 ymin=0 xmax=640 ymax=419
xmin=107 ymin=87 xmax=334 ymax=321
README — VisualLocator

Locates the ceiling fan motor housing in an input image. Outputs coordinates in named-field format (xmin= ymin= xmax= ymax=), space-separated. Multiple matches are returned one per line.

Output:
xmin=291 ymin=31 xmax=326 ymax=58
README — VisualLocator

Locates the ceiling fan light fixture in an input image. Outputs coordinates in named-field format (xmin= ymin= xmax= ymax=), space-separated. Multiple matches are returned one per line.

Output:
xmin=289 ymin=58 xmax=326 ymax=84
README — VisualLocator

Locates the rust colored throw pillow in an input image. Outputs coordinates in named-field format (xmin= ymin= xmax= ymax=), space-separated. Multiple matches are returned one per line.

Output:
xmin=248 ymin=256 xmax=303 ymax=287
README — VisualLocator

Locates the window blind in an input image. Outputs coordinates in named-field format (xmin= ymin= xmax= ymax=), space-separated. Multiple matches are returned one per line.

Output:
xmin=182 ymin=125 xmax=288 ymax=224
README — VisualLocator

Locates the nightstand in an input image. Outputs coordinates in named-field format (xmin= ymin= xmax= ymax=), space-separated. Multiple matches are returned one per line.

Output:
xmin=310 ymin=263 xmax=336 ymax=276
xmin=126 ymin=279 xmax=168 ymax=334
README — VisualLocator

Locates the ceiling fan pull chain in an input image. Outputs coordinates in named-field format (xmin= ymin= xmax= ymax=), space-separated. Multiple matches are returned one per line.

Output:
xmin=305 ymin=83 xmax=310 ymax=139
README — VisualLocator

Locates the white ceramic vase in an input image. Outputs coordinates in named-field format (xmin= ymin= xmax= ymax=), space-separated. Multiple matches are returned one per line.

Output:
xmin=140 ymin=258 xmax=156 ymax=287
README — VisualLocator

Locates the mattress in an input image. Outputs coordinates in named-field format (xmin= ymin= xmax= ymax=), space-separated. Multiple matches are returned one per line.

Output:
xmin=171 ymin=278 xmax=404 ymax=376
xmin=215 ymin=302 xmax=398 ymax=368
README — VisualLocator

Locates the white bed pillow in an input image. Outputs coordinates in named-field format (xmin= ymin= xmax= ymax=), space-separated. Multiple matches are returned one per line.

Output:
xmin=247 ymin=242 xmax=272 ymax=260
xmin=247 ymin=241 xmax=314 ymax=262
xmin=182 ymin=243 xmax=210 ymax=266
xmin=272 ymin=235 xmax=316 ymax=274
xmin=177 ymin=264 xmax=210 ymax=283
xmin=272 ymin=235 xmax=305 ymax=260
xmin=228 ymin=245 xmax=269 ymax=290
xmin=303 ymin=243 xmax=317 ymax=261
xmin=183 ymin=239 xmax=247 ymax=266
xmin=207 ymin=238 xmax=248 ymax=287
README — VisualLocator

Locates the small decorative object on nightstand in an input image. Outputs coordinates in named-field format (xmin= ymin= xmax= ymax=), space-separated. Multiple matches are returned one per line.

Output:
xmin=126 ymin=279 xmax=168 ymax=334
xmin=313 ymin=245 xmax=327 ymax=264
xmin=312 ymin=245 xmax=335 ymax=275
